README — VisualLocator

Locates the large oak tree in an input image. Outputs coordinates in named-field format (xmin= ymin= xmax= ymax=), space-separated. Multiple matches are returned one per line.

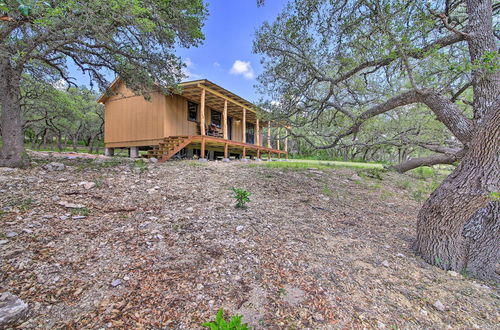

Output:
xmin=255 ymin=0 xmax=499 ymax=280
xmin=0 ymin=0 xmax=207 ymax=167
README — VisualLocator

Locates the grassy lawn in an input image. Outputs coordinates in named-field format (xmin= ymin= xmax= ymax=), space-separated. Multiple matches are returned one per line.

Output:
xmin=252 ymin=158 xmax=384 ymax=170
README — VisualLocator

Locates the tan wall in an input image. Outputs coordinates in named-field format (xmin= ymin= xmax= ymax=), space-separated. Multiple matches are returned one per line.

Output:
xmin=164 ymin=94 xmax=199 ymax=136
xmin=104 ymin=83 xmax=165 ymax=145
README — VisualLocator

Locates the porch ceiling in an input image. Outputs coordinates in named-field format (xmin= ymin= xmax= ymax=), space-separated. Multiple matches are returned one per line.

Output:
xmin=179 ymin=80 xmax=259 ymax=122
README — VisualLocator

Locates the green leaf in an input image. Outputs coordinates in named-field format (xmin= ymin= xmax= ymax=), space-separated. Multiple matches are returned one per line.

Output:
xmin=216 ymin=308 xmax=224 ymax=324
xmin=18 ymin=4 xmax=30 ymax=16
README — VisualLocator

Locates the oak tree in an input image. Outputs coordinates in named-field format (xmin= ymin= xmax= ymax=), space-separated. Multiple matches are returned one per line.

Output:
xmin=0 ymin=0 xmax=207 ymax=167
xmin=255 ymin=0 xmax=499 ymax=280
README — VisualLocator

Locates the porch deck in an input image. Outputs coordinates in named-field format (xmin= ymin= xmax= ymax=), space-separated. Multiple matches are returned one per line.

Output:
xmin=147 ymin=135 xmax=287 ymax=162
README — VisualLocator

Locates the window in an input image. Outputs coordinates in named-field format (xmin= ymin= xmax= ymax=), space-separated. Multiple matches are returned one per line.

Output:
xmin=211 ymin=110 xmax=222 ymax=127
xmin=187 ymin=101 xmax=198 ymax=122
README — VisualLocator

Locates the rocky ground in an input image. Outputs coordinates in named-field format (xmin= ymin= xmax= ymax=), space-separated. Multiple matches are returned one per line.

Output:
xmin=1 ymin=152 xmax=498 ymax=329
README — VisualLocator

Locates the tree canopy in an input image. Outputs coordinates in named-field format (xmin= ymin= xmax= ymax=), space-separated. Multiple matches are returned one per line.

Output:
xmin=0 ymin=0 xmax=208 ymax=166
xmin=254 ymin=0 xmax=498 ymax=171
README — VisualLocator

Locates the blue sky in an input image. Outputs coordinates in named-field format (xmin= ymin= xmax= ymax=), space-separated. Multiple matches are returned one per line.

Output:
xmin=69 ymin=0 xmax=288 ymax=103
xmin=176 ymin=0 xmax=288 ymax=102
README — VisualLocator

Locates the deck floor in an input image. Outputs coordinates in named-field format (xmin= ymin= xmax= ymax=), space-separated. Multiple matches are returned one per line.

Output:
xmin=187 ymin=135 xmax=286 ymax=157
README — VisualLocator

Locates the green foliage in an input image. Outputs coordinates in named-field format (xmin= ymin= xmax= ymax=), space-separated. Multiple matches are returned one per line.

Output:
xmin=2 ymin=0 xmax=207 ymax=92
xmin=321 ymin=185 xmax=333 ymax=196
xmin=21 ymin=76 xmax=104 ymax=152
xmin=131 ymin=159 xmax=148 ymax=173
xmin=71 ymin=207 xmax=90 ymax=217
xmin=231 ymin=188 xmax=251 ymax=208
xmin=202 ymin=309 xmax=249 ymax=330
xmin=489 ymin=192 xmax=500 ymax=202
xmin=358 ymin=168 xmax=385 ymax=180
xmin=254 ymin=0 xmax=475 ymax=171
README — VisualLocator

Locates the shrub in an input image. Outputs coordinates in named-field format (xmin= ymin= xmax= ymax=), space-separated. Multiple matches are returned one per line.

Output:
xmin=231 ymin=188 xmax=251 ymax=208
xmin=202 ymin=309 xmax=249 ymax=330
xmin=358 ymin=168 xmax=385 ymax=180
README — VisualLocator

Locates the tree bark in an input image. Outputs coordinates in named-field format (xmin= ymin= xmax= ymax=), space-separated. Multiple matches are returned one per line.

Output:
xmin=0 ymin=60 xmax=27 ymax=167
xmin=416 ymin=105 xmax=499 ymax=280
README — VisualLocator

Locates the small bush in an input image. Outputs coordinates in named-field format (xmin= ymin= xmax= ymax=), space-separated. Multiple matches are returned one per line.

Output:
xmin=202 ymin=309 xmax=249 ymax=330
xmin=358 ymin=168 xmax=385 ymax=180
xmin=231 ymin=188 xmax=251 ymax=208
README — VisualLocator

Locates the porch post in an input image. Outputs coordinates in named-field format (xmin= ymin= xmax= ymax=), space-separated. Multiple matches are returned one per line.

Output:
xmin=242 ymin=147 xmax=246 ymax=158
xmin=257 ymin=149 xmax=261 ymax=159
xmin=200 ymin=88 xmax=206 ymax=136
xmin=267 ymin=121 xmax=271 ymax=148
xmin=256 ymin=119 xmax=260 ymax=146
xmin=223 ymin=99 xmax=228 ymax=140
xmin=224 ymin=143 xmax=228 ymax=158
xmin=242 ymin=107 xmax=246 ymax=143
xmin=277 ymin=128 xmax=280 ymax=150
xmin=201 ymin=137 xmax=206 ymax=159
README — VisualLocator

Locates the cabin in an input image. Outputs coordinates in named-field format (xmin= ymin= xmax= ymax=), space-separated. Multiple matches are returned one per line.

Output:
xmin=98 ymin=78 xmax=288 ymax=161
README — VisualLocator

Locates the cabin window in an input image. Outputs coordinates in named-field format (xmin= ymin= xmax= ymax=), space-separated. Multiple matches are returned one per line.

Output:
xmin=211 ymin=110 xmax=222 ymax=127
xmin=187 ymin=101 xmax=198 ymax=122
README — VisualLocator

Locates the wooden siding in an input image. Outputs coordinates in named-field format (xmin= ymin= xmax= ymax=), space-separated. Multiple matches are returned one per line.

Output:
xmin=104 ymin=83 xmax=165 ymax=145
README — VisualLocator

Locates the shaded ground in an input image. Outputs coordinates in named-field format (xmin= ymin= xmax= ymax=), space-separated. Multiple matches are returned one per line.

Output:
xmin=1 ymin=153 xmax=498 ymax=329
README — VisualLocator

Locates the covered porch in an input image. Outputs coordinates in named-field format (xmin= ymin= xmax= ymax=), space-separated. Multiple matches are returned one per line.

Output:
xmin=168 ymin=80 xmax=288 ymax=161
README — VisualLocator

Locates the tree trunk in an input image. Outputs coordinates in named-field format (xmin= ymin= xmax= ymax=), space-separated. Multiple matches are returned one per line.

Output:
xmin=0 ymin=61 xmax=27 ymax=168
xmin=56 ymin=134 xmax=63 ymax=151
xmin=416 ymin=107 xmax=499 ymax=280
xmin=72 ymin=136 xmax=79 ymax=152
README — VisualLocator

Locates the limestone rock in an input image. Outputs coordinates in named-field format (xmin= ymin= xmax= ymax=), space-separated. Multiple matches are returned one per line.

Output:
xmin=42 ymin=162 xmax=65 ymax=171
xmin=57 ymin=201 xmax=85 ymax=209
xmin=0 ymin=292 xmax=29 ymax=327
xmin=433 ymin=300 xmax=445 ymax=312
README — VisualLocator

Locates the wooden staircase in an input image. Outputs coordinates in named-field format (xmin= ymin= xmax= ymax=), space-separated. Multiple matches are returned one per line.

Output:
xmin=146 ymin=136 xmax=192 ymax=162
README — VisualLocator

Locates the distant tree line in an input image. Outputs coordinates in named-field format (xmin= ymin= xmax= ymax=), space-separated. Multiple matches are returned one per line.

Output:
xmin=17 ymin=76 xmax=104 ymax=153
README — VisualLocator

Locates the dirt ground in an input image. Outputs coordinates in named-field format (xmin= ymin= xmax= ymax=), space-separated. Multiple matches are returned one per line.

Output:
xmin=1 ymin=153 xmax=498 ymax=329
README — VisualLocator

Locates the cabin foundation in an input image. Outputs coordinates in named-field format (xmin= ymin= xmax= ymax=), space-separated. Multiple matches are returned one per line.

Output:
xmin=130 ymin=147 xmax=139 ymax=158
xmin=105 ymin=148 xmax=114 ymax=157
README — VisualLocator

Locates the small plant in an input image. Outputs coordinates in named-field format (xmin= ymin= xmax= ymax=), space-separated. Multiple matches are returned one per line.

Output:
xmin=490 ymin=192 xmax=500 ymax=201
xmin=231 ymin=188 xmax=251 ymax=208
xmin=71 ymin=207 xmax=90 ymax=216
xmin=131 ymin=159 xmax=148 ymax=173
xmin=277 ymin=287 xmax=287 ymax=296
xmin=18 ymin=197 xmax=33 ymax=211
xmin=202 ymin=309 xmax=249 ymax=330
xmin=358 ymin=168 xmax=385 ymax=180
xmin=321 ymin=185 xmax=333 ymax=196
xmin=94 ymin=176 xmax=105 ymax=188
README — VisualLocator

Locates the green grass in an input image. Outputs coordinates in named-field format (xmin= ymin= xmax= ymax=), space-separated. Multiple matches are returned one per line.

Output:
xmin=248 ymin=159 xmax=383 ymax=170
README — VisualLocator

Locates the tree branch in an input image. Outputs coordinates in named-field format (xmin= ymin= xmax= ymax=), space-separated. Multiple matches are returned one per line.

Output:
xmin=391 ymin=149 xmax=464 ymax=173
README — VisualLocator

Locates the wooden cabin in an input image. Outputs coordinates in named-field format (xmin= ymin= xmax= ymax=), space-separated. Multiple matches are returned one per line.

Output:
xmin=98 ymin=78 xmax=288 ymax=161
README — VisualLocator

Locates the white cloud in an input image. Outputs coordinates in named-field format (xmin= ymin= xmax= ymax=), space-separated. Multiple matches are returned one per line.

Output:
xmin=230 ymin=60 xmax=255 ymax=79
xmin=184 ymin=57 xmax=194 ymax=68
xmin=52 ymin=79 xmax=68 ymax=90
xmin=182 ymin=58 xmax=202 ymax=79
xmin=213 ymin=61 xmax=220 ymax=68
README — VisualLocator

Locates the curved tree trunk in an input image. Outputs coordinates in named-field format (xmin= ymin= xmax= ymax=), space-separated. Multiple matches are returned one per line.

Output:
xmin=416 ymin=107 xmax=499 ymax=280
xmin=0 ymin=60 xmax=26 ymax=168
